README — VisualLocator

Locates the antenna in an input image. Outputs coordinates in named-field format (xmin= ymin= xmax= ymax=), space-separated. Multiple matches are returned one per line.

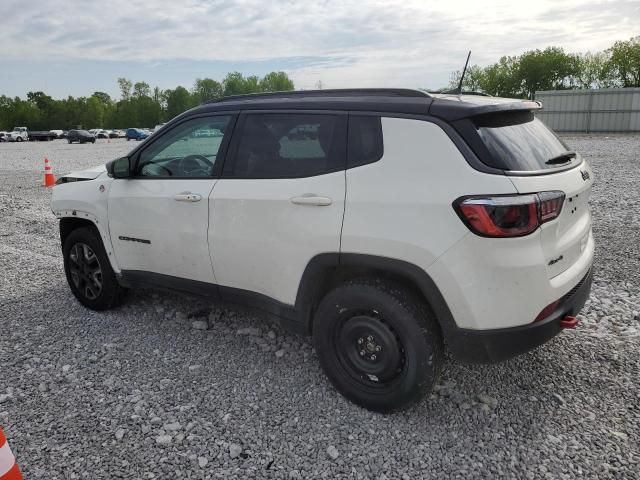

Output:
xmin=456 ymin=51 xmax=472 ymax=95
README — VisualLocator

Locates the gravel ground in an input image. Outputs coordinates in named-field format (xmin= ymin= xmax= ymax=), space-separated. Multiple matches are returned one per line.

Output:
xmin=0 ymin=136 xmax=638 ymax=479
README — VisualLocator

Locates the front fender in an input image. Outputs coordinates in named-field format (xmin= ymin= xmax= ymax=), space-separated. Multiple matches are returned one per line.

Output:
xmin=51 ymin=177 xmax=120 ymax=273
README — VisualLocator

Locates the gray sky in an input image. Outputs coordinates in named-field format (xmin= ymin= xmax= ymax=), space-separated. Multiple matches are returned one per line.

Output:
xmin=1 ymin=0 xmax=638 ymax=98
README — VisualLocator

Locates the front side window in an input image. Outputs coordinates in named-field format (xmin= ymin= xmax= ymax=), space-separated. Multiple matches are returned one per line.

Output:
xmin=135 ymin=115 xmax=231 ymax=178
xmin=232 ymin=114 xmax=344 ymax=178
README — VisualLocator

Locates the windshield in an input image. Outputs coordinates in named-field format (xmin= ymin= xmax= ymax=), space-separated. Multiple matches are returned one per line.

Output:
xmin=473 ymin=111 xmax=573 ymax=171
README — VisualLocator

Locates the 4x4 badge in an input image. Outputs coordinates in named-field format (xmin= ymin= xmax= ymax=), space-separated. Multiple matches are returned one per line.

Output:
xmin=581 ymin=170 xmax=590 ymax=181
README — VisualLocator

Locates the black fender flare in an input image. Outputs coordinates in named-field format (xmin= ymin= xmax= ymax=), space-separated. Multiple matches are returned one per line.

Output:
xmin=295 ymin=253 xmax=458 ymax=342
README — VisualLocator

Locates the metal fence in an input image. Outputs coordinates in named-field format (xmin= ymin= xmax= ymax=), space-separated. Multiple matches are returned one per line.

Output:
xmin=534 ymin=88 xmax=640 ymax=133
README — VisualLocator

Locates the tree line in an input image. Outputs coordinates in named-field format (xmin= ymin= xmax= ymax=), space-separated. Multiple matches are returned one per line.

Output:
xmin=0 ymin=71 xmax=294 ymax=131
xmin=448 ymin=36 xmax=640 ymax=99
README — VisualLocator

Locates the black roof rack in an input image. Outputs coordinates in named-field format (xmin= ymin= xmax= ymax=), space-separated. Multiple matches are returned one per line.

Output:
xmin=205 ymin=88 xmax=432 ymax=104
xmin=428 ymin=90 xmax=492 ymax=97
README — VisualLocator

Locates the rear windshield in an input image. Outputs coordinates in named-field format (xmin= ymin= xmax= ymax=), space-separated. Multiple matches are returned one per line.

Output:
xmin=472 ymin=111 xmax=572 ymax=171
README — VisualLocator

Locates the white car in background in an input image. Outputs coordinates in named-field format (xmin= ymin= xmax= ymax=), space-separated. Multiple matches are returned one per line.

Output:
xmin=51 ymin=89 xmax=594 ymax=413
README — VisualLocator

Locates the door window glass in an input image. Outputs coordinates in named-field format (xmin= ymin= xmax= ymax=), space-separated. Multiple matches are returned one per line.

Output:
xmin=233 ymin=114 xmax=343 ymax=178
xmin=136 ymin=115 xmax=231 ymax=177
xmin=348 ymin=115 xmax=384 ymax=168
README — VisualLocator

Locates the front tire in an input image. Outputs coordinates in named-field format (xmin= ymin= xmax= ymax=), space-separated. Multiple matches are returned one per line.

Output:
xmin=63 ymin=227 xmax=127 ymax=310
xmin=313 ymin=278 xmax=443 ymax=412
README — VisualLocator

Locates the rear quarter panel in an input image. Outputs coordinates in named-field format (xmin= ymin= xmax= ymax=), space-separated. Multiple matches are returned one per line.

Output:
xmin=341 ymin=116 xmax=518 ymax=271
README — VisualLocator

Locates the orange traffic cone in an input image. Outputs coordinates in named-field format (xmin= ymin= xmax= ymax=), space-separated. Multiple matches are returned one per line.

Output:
xmin=0 ymin=427 xmax=23 ymax=480
xmin=43 ymin=157 xmax=56 ymax=187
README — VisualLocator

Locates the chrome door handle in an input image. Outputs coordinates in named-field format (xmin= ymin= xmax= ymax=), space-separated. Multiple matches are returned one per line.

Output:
xmin=174 ymin=192 xmax=202 ymax=202
xmin=290 ymin=195 xmax=332 ymax=206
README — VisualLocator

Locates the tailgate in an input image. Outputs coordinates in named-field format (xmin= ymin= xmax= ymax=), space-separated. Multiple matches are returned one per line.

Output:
xmin=508 ymin=160 xmax=593 ymax=278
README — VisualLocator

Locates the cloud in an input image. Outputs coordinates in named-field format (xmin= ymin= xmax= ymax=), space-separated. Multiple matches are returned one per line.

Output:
xmin=0 ymin=0 xmax=637 ymax=96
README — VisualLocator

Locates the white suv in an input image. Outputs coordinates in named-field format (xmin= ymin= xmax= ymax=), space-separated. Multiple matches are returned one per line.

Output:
xmin=51 ymin=89 xmax=594 ymax=412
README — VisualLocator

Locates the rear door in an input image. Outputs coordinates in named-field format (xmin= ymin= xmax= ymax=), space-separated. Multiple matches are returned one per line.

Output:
xmin=209 ymin=111 xmax=347 ymax=305
xmin=465 ymin=111 xmax=594 ymax=278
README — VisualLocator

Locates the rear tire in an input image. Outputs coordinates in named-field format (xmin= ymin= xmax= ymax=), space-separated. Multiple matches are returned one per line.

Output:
xmin=63 ymin=227 xmax=127 ymax=310
xmin=313 ymin=278 xmax=443 ymax=412
xmin=16 ymin=137 xmax=23 ymax=142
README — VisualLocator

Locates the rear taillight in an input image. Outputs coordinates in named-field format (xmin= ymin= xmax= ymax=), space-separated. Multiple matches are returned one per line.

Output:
xmin=454 ymin=191 xmax=565 ymax=238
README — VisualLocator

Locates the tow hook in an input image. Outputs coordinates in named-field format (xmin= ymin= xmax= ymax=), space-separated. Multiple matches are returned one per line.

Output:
xmin=560 ymin=315 xmax=579 ymax=329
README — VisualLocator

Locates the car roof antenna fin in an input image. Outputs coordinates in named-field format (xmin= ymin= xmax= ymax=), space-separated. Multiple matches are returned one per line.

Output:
xmin=456 ymin=51 xmax=472 ymax=95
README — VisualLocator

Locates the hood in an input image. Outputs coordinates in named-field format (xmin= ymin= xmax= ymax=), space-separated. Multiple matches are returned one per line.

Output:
xmin=57 ymin=164 xmax=107 ymax=183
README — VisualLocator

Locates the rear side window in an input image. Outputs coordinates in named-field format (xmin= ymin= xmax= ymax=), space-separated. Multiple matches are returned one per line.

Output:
xmin=348 ymin=115 xmax=383 ymax=168
xmin=470 ymin=111 xmax=572 ymax=171
xmin=231 ymin=114 xmax=345 ymax=178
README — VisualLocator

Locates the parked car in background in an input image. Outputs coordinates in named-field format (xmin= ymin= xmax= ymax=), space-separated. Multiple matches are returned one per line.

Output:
xmin=153 ymin=123 xmax=166 ymax=133
xmin=67 ymin=129 xmax=96 ymax=144
xmin=108 ymin=130 xmax=119 ymax=139
xmin=95 ymin=129 xmax=111 ymax=139
xmin=125 ymin=128 xmax=149 ymax=141
xmin=0 ymin=131 xmax=8 ymax=142
xmin=50 ymin=130 xmax=64 ymax=139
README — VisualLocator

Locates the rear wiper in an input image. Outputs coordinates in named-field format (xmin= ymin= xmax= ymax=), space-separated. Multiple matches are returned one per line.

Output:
xmin=546 ymin=151 xmax=577 ymax=165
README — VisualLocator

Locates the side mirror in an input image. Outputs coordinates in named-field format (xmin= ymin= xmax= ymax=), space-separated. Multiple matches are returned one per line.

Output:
xmin=107 ymin=156 xmax=131 ymax=178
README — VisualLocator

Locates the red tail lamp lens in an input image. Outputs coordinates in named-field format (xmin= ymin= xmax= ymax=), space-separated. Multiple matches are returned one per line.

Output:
xmin=538 ymin=191 xmax=565 ymax=222
xmin=455 ymin=192 xmax=565 ymax=238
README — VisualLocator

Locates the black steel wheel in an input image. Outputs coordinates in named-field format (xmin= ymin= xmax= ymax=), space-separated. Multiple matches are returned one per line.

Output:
xmin=336 ymin=314 xmax=405 ymax=387
xmin=313 ymin=278 xmax=443 ymax=412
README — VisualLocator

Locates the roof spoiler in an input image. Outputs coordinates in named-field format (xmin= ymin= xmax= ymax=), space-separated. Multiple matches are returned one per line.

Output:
xmin=429 ymin=99 xmax=542 ymax=122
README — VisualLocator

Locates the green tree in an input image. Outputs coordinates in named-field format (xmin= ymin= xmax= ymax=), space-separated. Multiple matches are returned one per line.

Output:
xmin=222 ymin=72 xmax=250 ymax=96
xmin=0 ymin=71 xmax=296 ymax=129
xmin=260 ymin=71 xmax=295 ymax=92
xmin=165 ymin=86 xmax=194 ymax=119
xmin=606 ymin=37 xmax=640 ymax=87
xmin=117 ymin=78 xmax=133 ymax=100
xmin=92 ymin=91 xmax=112 ymax=104
xmin=448 ymin=65 xmax=485 ymax=92
xmin=576 ymin=52 xmax=615 ymax=88
xmin=193 ymin=78 xmax=222 ymax=103
xmin=82 ymin=97 xmax=105 ymax=128
xmin=517 ymin=47 xmax=581 ymax=98
xmin=133 ymin=81 xmax=151 ymax=98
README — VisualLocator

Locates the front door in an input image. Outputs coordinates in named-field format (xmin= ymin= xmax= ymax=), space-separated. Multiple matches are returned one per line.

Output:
xmin=108 ymin=114 xmax=234 ymax=283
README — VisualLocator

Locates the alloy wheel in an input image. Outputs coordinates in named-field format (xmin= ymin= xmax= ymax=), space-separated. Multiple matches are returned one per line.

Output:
xmin=68 ymin=243 xmax=103 ymax=300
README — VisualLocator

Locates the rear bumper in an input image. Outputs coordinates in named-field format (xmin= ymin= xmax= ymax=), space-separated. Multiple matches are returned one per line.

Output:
xmin=447 ymin=267 xmax=593 ymax=363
